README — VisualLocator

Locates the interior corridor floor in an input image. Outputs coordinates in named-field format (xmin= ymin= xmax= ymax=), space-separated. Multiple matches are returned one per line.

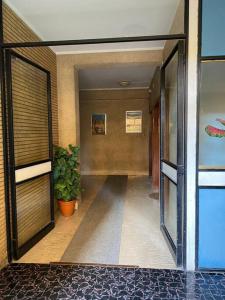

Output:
xmin=17 ymin=176 xmax=175 ymax=269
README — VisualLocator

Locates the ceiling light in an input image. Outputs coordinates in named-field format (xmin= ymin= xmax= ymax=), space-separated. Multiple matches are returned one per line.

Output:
xmin=119 ymin=80 xmax=131 ymax=87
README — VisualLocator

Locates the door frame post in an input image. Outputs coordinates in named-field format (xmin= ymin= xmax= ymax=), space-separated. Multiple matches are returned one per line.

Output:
xmin=185 ymin=0 xmax=199 ymax=271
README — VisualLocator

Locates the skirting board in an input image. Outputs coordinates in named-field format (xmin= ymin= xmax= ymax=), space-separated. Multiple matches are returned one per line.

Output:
xmin=81 ymin=170 xmax=149 ymax=176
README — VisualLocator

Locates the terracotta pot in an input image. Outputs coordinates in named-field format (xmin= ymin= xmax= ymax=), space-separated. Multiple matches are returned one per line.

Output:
xmin=58 ymin=200 xmax=75 ymax=217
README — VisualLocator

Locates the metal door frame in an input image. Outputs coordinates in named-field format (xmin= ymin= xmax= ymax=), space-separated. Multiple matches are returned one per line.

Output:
xmin=5 ymin=49 xmax=54 ymax=260
xmin=160 ymin=41 xmax=186 ymax=267
xmin=0 ymin=0 xmax=190 ymax=265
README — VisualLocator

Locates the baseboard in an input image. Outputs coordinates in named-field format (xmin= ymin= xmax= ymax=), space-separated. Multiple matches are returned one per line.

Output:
xmin=81 ymin=170 xmax=149 ymax=176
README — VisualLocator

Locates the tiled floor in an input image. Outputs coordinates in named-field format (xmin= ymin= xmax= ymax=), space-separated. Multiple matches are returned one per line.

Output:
xmin=119 ymin=176 xmax=175 ymax=269
xmin=1 ymin=263 xmax=225 ymax=299
xmin=17 ymin=176 xmax=107 ymax=264
xmin=62 ymin=176 xmax=127 ymax=264
xmin=17 ymin=176 xmax=175 ymax=269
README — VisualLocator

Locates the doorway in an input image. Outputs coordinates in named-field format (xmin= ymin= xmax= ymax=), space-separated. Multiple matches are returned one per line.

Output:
xmin=4 ymin=40 xmax=186 ymax=270
xmin=77 ymin=65 xmax=175 ymax=267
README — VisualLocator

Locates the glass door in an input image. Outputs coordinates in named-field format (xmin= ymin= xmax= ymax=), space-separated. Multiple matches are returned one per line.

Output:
xmin=5 ymin=50 xmax=55 ymax=260
xmin=160 ymin=41 xmax=185 ymax=267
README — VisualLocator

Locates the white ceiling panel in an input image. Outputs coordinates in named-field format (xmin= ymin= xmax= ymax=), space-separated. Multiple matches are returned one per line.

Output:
xmin=79 ymin=63 xmax=158 ymax=90
xmin=4 ymin=0 xmax=183 ymax=53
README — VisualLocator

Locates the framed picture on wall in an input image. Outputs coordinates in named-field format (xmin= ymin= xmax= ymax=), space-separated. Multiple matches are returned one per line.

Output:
xmin=126 ymin=111 xmax=142 ymax=133
xmin=91 ymin=113 xmax=107 ymax=135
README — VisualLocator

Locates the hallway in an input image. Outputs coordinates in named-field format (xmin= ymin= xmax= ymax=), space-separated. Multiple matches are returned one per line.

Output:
xmin=17 ymin=176 xmax=175 ymax=269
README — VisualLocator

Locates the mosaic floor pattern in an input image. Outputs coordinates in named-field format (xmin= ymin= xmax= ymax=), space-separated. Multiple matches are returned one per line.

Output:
xmin=0 ymin=263 xmax=225 ymax=299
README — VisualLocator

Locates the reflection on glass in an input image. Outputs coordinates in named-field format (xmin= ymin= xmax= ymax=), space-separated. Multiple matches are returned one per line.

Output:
xmin=199 ymin=61 xmax=225 ymax=169
xmin=163 ymin=52 xmax=178 ymax=165
xmin=164 ymin=176 xmax=177 ymax=246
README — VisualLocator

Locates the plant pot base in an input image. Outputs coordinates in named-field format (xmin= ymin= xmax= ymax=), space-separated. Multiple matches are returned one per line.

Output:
xmin=58 ymin=200 xmax=75 ymax=217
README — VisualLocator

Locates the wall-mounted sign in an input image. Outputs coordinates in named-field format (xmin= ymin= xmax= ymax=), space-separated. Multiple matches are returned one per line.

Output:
xmin=126 ymin=111 xmax=142 ymax=133
xmin=92 ymin=113 xmax=107 ymax=135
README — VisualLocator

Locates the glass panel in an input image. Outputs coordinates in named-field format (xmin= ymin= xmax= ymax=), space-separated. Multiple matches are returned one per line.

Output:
xmin=199 ymin=61 xmax=225 ymax=169
xmin=163 ymin=176 xmax=177 ymax=246
xmin=16 ymin=174 xmax=51 ymax=247
xmin=163 ymin=52 xmax=178 ymax=165
xmin=202 ymin=0 xmax=225 ymax=56
xmin=11 ymin=55 xmax=49 ymax=167
xmin=3 ymin=0 xmax=184 ymax=43
xmin=199 ymin=188 xmax=225 ymax=268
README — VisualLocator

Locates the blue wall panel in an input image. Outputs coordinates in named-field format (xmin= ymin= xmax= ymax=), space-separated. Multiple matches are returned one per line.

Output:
xmin=199 ymin=189 xmax=225 ymax=268
xmin=202 ymin=0 xmax=225 ymax=56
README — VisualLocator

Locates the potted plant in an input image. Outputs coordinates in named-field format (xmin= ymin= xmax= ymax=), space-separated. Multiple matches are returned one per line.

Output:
xmin=53 ymin=144 xmax=81 ymax=217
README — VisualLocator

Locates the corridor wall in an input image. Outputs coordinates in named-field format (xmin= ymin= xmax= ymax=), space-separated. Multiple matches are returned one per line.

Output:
xmin=79 ymin=89 xmax=150 ymax=176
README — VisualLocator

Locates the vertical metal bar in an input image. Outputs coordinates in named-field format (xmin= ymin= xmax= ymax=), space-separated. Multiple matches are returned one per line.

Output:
xmin=47 ymin=72 xmax=53 ymax=160
xmin=184 ymin=0 xmax=190 ymax=37
xmin=183 ymin=0 xmax=190 ymax=271
xmin=176 ymin=40 xmax=186 ymax=267
xmin=5 ymin=50 xmax=18 ymax=257
xmin=160 ymin=65 xmax=165 ymax=227
xmin=47 ymin=72 xmax=55 ymax=224
xmin=0 ymin=0 xmax=3 ymax=45
xmin=0 ymin=0 xmax=13 ymax=263
xmin=0 ymin=48 xmax=13 ymax=262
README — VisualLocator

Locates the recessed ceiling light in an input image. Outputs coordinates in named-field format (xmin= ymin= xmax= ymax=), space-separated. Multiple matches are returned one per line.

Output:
xmin=119 ymin=80 xmax=131 ymax=87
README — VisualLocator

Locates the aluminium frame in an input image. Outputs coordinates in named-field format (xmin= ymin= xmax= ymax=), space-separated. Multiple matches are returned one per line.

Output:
xmin=160 ymin=40 xmax=186 ymax=267
xmin=0 ymin=0 xmax=190 ymax=267
xmin=5 ymin=49 xmax=54 ymax=259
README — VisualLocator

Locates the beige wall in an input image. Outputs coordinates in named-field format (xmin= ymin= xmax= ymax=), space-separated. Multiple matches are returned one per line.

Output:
xmin=79 ymin=89 xmax=150 ymax=175
xmin=0 ymin=4 xmax=58 ymax=268
xmin=57 ymin=50 xmax=162 ymax=147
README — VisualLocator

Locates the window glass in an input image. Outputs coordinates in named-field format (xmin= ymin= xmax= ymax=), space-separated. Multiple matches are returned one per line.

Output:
xmin=199 ymin=61 xmax=225 ymax=169
xmin=164 ymin=176 xmax=177 ymax=246
xmin=163 ymin=52 xmax=178 ymax=165
xmin=202 ymin=0 xmax=225 ymax=56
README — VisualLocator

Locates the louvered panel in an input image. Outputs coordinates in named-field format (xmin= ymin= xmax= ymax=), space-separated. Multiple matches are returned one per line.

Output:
xmin=3 ymin=3 xmax=58 ymax=146
xmin=16 ymin=175 xmax=51 ymax=247
xmin=0 ymin=3 xmax=57 ymax=266
xmin=11 ymin=57 xmax=50 ymax=167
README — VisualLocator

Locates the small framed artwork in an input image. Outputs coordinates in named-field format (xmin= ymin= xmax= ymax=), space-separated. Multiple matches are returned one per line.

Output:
xmin=126 ymin=111 xmax=142 ymax=133
xmin=91 ymin=113 xmax=107 ymax=135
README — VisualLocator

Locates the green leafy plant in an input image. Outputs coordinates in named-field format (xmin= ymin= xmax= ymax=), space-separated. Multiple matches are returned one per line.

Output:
xmin=53 ymin=144 xmax=81 ymax=201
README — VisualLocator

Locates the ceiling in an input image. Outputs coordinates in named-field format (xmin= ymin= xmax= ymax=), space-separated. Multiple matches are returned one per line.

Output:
xmin=4 ymin=0 xmax=181 ymax=54
xmin=79 ymin=63 xmax=158 ymax=90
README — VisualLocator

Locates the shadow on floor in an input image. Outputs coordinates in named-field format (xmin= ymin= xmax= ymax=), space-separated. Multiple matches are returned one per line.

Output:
xmin=61 ymin=175 xmax=128 ymax=265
